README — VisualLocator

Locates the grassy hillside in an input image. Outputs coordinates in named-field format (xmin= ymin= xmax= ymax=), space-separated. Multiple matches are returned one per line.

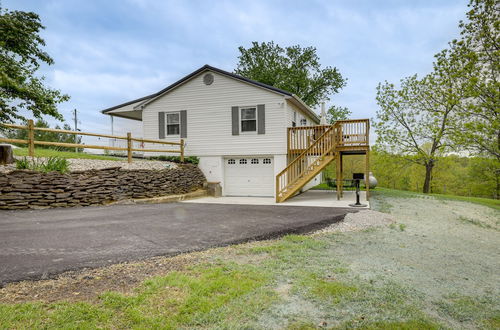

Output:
xmin=373 ymin=187 xmax=500 ymax=211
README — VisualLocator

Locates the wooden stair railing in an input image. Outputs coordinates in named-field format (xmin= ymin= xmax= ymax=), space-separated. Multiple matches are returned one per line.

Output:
xmin=276 ymin=123 xmax=340 ymax=203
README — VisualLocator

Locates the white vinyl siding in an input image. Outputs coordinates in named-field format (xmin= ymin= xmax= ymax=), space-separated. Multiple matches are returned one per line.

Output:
xmin=286 ymin=101 xmax=316 ymax=128
xmin=142 ymin=71 xmax=287 ymax=156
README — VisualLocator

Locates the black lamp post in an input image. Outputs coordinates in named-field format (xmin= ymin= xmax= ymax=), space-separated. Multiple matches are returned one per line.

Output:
xmin=349 ymin=173 xmax=367 ymax=207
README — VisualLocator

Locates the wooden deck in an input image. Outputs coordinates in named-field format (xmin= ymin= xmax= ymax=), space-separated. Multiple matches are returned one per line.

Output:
xmin=287 ymin=119 xmax=369 ymax=155
xmin=276 ymin=119 xmax=370 ymax=203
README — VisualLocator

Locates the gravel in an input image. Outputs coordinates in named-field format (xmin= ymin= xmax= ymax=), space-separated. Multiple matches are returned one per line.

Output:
xmin=67 ymin=158 xmax=177 ymax=171
xmin=312 ymin=209 xmax=395 ymax=234
xmin=0 ymin=157 xmax=177 ymax=173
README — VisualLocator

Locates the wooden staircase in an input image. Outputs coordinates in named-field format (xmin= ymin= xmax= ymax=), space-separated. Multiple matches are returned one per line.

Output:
xmin=276 ymin=119 xmax=370 ymax=203
xmin=276 ymin=124 xmax=340 ymax=202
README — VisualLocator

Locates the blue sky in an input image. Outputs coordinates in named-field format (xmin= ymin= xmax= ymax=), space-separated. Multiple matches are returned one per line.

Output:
xmin=6 ymin=0 xmax=468 ymax=136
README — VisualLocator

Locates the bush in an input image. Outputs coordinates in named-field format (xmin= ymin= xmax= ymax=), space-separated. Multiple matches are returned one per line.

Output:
xmin=150 ymin=155 xmax=199 ymax=165
xmin=16 ymin=156 xmax=69 ymax=173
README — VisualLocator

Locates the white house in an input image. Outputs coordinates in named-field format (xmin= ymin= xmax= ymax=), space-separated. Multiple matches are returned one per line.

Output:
xmin=101 ymin=65 xmax=370 ymax=201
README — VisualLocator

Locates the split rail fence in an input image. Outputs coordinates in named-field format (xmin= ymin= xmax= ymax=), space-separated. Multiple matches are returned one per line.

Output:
xmin=0 ymin=119 xmax=184 ymax=163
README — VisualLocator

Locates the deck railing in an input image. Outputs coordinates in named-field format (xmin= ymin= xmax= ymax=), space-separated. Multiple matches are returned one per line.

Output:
xmin=336 ymin=119 xmax=370 ymax=147
xmin=276 ymin=123 xmax=340 ymax=201
xmin=0 ymin=120 xmax=184 ymax=163
xmin=287 ymin=119 xmax=369 ymax=154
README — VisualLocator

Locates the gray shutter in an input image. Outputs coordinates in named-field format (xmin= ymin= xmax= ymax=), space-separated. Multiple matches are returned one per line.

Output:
xmin=158 ymin=112 xmax=165 ymax=139
xmin=257 ymin=104 xmax=265 ymax=134
xmin=231 ymin=106 xmax=239 ymax=135
xmin=180 ymin=110 xmax=187 ymax=138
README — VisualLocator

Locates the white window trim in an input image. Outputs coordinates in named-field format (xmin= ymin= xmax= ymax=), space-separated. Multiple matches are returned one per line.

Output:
xmin=292 ymin=111 xmax=297 ymax=127
xmin=240 ymin=106 xmax=258 ymax=134
xmin=166 ymin=111 xmax=181 ymax=137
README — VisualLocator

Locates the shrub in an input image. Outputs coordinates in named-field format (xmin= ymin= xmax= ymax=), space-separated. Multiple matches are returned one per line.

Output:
xmin=44 ymin=157 xmax=69 ymax=173
xmin=15 ymin=156 xmax=69 ymax=173
xmin=150 ymin=155 xmax=199 ymax=165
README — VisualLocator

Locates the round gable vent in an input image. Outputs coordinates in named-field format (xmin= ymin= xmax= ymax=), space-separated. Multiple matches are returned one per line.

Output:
xmin=203 ymin=73 xmax=214 ymax=85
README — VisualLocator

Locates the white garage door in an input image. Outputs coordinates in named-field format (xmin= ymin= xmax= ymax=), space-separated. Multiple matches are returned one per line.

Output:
xmin=224 ymin=157 xmax=274 ymax=197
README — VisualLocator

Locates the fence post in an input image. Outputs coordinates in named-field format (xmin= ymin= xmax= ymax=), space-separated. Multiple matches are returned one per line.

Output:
xmin=180 ymin=139 xmax=185 ymax=162
xmin=27 ymin=119 xmax=35 ymax=157
xmin=127 ymin=132 xmax=132 ymax=163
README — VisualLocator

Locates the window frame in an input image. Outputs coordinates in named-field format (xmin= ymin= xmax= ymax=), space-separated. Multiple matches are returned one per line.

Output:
xmin=300 ymin=118 xmax=307 ymax=126
xmin=292 ymin=111 xmax=297 ymax=127
xmin=240 ymin=106 xmax=258 ymax=133
xmin=165 ymin=111 xmax=181 ymax=136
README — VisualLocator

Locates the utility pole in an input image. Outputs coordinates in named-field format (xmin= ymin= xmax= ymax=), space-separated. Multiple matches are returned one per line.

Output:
xmin=72 ymin=109 xmax=78 ymax=153
xmin=73 ymin=109 xmax=78 ymax=131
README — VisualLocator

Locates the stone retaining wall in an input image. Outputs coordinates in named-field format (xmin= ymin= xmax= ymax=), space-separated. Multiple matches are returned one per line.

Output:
xmin=0 ymin=165 xmax=206 ymax=210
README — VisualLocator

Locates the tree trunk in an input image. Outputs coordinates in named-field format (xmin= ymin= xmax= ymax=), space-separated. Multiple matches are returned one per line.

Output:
xmin=495 ymin=170 xmax=499 ymax=200
xmin=0 ymin=145 xmax=15 ymax=165
xmin=423 ymin=162 xmax=434 ymax=194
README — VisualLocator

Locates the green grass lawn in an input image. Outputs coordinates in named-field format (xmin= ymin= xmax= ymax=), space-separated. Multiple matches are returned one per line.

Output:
xmin=13 ymin=147 xmax=124 ymax=161
xmin=312 ymin=182 xmax=499 ymax=211
xmin=373 ymin=187 xmax=500 ymax=211
xmin=0 ymin=235 xmax=448 ymax=329
xmin=311 ymin=182 xmax=362 ymax=191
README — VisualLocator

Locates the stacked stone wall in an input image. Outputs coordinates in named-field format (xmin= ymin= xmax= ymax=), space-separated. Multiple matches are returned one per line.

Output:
xmin=0 ymin=165 xmax=206 ymax=210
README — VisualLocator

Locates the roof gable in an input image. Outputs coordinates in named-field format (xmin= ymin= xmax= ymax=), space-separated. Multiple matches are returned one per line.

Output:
xmin=102 ymin=65 xmax=290 ymax=114
xmin=101 ymin=64 xmax=319 ymax=123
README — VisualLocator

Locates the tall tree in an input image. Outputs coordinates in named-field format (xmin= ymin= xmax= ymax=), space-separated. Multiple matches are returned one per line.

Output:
xmin=375 ymin=68 xmax=462 ymax=193
xmin=0 ymin=7 xmax=69 ymax=124
xmin=443 ymin=0 xmax=499 ymax=161
xmin=326 ymin=105 xmax=351 ymax=123
xmin=235 ymin=41 xmax=347 ymax=109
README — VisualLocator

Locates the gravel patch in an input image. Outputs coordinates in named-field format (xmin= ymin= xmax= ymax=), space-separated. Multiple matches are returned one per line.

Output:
xmin=67 ymin=158 xmax=177 ymax=171
xmin=0 ymin=163 xmax=15 ymax=173
xmin=313 ymin=209 xmax=395 ymax=234
xmin=0 ymin=157 xmax=177 ymax=173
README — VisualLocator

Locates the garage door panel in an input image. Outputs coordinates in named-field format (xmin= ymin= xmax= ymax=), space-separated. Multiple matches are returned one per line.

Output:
xmin=224 ymin=157 xmax=274 ymax=197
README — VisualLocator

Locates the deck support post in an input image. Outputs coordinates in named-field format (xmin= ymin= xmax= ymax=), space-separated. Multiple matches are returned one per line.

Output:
xmin=339 ymin=153 xmax=344 ymax=198
xmin=365 ymin=149 xmax=370 ymax=201
xmin=336 ymin=152 xmax=341 ymax=200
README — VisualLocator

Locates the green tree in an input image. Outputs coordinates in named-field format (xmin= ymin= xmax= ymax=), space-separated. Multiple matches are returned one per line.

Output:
xmin=326 ymin=105 xmax=351 ymax=123
xmin=235 ymin=41 xmax=347 ymax=108
xmin=375 ymin=69 xmax=462 ymax=193
xmin=0 ymin=7 xmax=69 ymax=124
xmin=443 ymin=0 xmax=499 ymax=161
xmin=5 ymin=119 xmax=82 ymax=152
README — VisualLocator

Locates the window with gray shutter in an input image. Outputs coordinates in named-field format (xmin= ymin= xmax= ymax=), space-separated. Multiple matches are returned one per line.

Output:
xmin=180 ymin=110 xmax=187 ymax=138
xmin=231 ymin=106 xmax=239 ymax=135
xmin=240 ymin=107 xmax=257 ymax=132
xmin=257 ymin=104 xmax=265 ymax=134
xmin=158 ymin=112 xmax=165 ymax=139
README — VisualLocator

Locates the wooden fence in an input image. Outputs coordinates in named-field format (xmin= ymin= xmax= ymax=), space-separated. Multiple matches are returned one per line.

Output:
xmin=0 ymin=120 xmax=184 ymax=163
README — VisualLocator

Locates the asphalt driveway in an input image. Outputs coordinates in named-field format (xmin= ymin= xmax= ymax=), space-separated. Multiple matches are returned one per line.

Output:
xmin=0 ymin=203 xmax=356 ymax=285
